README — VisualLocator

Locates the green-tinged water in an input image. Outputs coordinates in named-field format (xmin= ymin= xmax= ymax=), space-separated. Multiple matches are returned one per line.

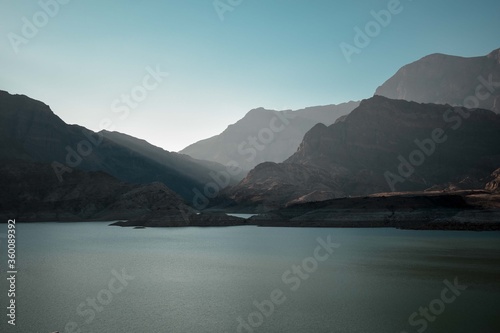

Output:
xmin=1 ymin=223 xmax=499 ymax=333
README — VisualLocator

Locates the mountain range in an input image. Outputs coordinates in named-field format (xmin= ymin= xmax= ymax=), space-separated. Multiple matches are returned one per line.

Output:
xmin=0 ymin=89 xmax=237 ymax=203
xmin=180 ymin=102 xmax=359 ymax=171
xmin=221 ymin=96 xmax=500 ymax=210
xmin=2 ymin=48 xmax=500 ymax=225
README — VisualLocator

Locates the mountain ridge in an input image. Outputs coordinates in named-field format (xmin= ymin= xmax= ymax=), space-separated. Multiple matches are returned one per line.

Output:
xmin=222 ymin=96 xmax=500 ymax=210
xmin=0 ymin=90 xmax=233 ymax=203
xmin=374 ymin=48 xmax=500 ymax=113
xmin=180 ymin=101 xmax=360 ymax=171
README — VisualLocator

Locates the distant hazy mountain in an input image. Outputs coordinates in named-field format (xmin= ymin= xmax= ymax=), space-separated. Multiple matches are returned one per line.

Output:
xmin=375 ymin=48 xmax=500 ymax=113
xmin=180 ymin=102 xmax=359 ymax=171
xmin=0 ymin=90 xmax=234 ymax=202
xmin=223 ymin=96 xmax=500 ymax=210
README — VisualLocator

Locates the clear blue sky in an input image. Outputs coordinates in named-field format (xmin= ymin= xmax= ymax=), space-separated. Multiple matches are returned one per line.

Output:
xmin=1 ymin=0 xmax=499 ymax=151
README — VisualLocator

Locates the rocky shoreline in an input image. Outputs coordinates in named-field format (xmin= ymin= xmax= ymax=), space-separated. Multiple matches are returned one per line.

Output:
xmin=108 ymin=210 xmax=500 ymax=231
xmin=109 ymin=190 xmax=500 ymax=231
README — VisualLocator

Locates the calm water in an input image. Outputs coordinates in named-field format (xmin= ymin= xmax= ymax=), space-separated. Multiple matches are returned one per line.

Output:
xmin=1 ymin=223 xmax=499 ymax=333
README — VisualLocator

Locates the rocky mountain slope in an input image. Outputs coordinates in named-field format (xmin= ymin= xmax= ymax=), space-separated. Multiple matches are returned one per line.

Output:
xmin=375 ymin=48 xmax=500 ymax=113
xmin=222 ymin=96 xmax=500 ymax=210
xmin=0 ymin=90 xmax=234 ymax=202
xmin=0 ymin=160 xmax=192 ymax=222
xmin=180 ymin=102 xmax=359 ymax=171
xmin=486 ymin=168 xmax=500 ymax=192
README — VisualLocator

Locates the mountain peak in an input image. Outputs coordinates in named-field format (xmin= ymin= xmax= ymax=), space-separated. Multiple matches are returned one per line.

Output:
xmin=226 ymin=98 xmax=500 ymax=208
xmin=0 ymin=90 xmax=55 ymax=116
xmin=180 ymin=103 xmax=359 ymax=171
xmin=374 ymin=48 xmax=500 ymax=113
xmin=487 ymin=48 xmax=500 ymax=63
xmin=245 ymin=107 xmax=270 ymax=116
xmin=420 ymin=52 xmax=452 ymax=60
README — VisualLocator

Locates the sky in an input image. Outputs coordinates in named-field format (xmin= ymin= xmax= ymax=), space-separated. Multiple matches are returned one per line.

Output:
xmin=1 ymin=0 xmax=499 ymax=152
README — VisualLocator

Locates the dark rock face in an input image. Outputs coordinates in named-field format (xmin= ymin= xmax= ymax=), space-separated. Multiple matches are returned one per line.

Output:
xmin=0 ymin=161 xmax=190 ymax=222
xmin=249 ymin=190 xmax=500 ymax=231
xmin=375 ymin=48 xmax=500 ymax=113
xmin=486 ymin=168 xmax=500 ymax=192
xmin=223 ymin=96 xmax=500 ymax=209
xmin=179 ymin=102 xmax=359 ymax=171
xmin=0 ymin=90 xmax=233 ymax=202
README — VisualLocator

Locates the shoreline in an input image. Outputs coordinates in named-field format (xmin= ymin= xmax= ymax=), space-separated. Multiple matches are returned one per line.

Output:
xmin=108 ymin=209 xmax=500 ymax=231
xmin=4 ymin=191 xmax=499 ymax=231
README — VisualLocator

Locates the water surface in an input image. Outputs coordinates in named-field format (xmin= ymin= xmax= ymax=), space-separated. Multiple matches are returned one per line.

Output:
xmin=1 ymin=223 xmax=499 ymax=333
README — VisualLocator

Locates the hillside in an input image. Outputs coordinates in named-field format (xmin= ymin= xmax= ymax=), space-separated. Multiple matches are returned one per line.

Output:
xmin=222 ymin=96 xmax=500 ymax=210
xmin=375 ymin=48 xmax=500 ymax=113
xmin=180 ymin=102 xmax=359 ymax=171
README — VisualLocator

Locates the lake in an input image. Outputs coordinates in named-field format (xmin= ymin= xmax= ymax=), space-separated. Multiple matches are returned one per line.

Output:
xmin=1 ymin=223 xmax=499 ymax=333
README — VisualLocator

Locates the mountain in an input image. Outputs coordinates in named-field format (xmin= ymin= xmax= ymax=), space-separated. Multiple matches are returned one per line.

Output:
xmin=179 ymin=102 xmax=359 ymax=171
xmin=486 ymin=168 xmax=500 ymax=192
xmin=222 ymin=96 xmax=500 ymax=210
xmin=375 ymin=48 xmax=500 ymax=113
xmin=97 ymin=129 xmax=241 ymax=185
xmin=0 ymin=160 xmax=191 ymax=222
xmin=0 ymin=90 xmax=235 ymax=203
